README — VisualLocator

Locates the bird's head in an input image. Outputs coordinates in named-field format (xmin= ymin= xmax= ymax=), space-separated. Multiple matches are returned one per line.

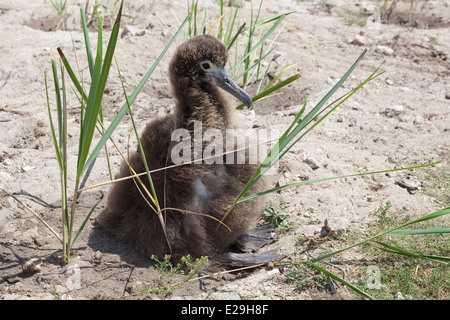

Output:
xmin=169 ymin=34 xmax=252 ymax=108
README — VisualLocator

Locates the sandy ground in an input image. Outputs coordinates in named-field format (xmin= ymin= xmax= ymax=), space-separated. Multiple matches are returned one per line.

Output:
xmin=0 ymin=0 xmax=449 ymax=300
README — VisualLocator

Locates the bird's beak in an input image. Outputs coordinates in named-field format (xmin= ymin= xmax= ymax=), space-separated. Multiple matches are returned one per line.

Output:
xmin=209 ymin=67 xmax=252 ymax=108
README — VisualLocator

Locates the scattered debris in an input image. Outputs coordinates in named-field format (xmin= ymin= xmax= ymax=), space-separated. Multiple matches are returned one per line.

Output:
xmin=395 ymin=180 xmax=419 ymax=194
xmin=318 ymin=217 xmax=351 ymax=238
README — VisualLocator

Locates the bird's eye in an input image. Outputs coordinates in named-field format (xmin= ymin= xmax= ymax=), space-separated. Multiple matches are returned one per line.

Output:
xmin=201 ymin=62 xmax=211 ymax=70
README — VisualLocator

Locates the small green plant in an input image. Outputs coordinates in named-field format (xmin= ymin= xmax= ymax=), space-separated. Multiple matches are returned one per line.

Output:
xmin=100 ymin=0 xmax=122 ymax=26
xmin=344 ymin=12 xmax=366 ymax=27
xmin=50 ymin=0 xmax=71 ymax=30
xmin=49 ymin=281 xmax=62 ymax=300
xmin=263 ymin=200 xmax=294 ymax=232
xmin=137 ymin=255 xmax=208 ymax=297
xmin=285 ymin=264 xmax=329 ymax=291
xmin=372 ymin=200 xmax=393 ymax=226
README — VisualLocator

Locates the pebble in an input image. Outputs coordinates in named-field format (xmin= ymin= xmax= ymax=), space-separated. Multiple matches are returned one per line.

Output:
xmin=23 ymin=258 xmax=42 ymax=274
xmin=304 ymin=157 xmax=320 ymax=170
xmin=391 ymin=105 xmax=404 ymax=114
xmin=94 ymin=251 xmax=102 ymax=264
xmin=413 ymin=115 xmax=424 ymax=125
xmin=22 ymin=165 xmax=35 ymax=172
xmin=395 ymin=291 xmax=405 ymax=300
xmin=376 ymin=45 xmax=394 ymax=55
xmin=385 ymin=78 xmax=394 ymax=85
xmin=349 ymin=34 xmax=366 ymax=46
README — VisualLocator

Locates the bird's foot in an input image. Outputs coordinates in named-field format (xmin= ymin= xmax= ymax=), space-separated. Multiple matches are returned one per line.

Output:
xmin=211 ymin=224 xmax=283 ymax=266
xmin=234 ymin=224 xmax=275 ymax=252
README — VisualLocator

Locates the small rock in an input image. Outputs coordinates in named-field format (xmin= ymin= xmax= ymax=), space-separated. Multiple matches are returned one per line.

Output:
xmin=121 ymin=26 xmax=145 ymax=38
xmin=445 ymin=93 xmax=450 ymax=100
xmin=395 ymin=291 xmax=405 ymax=300
xmin=385 ymin=78 xmax=394 ymax=85
xmin=266 ymin=268 xmax=280 ymax=280
xmin=2 ymin=158 xmax=13 ymax=166
xmin=413 ymin=115 xmax=424 ymax=125
xmin=94 ymin=251 xmax=102 ymax=264
xmin=304 ymin=157 xmax=320 ymax=170
xmin=376 ymin=45 xmax=394 ymax=55
xmin=22 ymin=165 xmax=35 ymax=172
xmin=349 ymin=34 xmax=366 ymax=46
xmin=23 ymin=258 xmax=42 ymax=274
xmin=391 ymin=105 xmax=404 ymax=114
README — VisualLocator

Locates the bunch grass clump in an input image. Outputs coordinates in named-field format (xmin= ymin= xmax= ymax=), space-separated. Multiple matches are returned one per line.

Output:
xmin=44 ymin=1 xmax=190 ymax=263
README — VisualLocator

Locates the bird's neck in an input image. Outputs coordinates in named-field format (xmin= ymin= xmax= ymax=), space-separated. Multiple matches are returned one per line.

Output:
xmin=174 ymin=83 xmax=234 ymax=131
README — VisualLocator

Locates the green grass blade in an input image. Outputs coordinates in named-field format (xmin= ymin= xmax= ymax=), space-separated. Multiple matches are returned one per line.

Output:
xmin=51 ymin=61 xmax=63 ymax=144
xmin=279 ymin=100 xmax=306 ymax=142
xmin=239 ymin=50 xmax=368 ymax=195
xmin=280 ymin=50 xmax=368 ymax=154
xmin=48 ymin=63 xmax=63 ymax=167
xmin=80 ymin=8 xmax=94 ymax=76
xmin=236 ymin=74 xmax=300 ymax=109
xmin=241 ymin=11 xmax=295 ymax=34
xmin=263 ymin=64 xmax=297 ymax=91
xmin=45 ymin=68 xmax=63 ymax=169
xmin=226 ymin=22 xmax=245 ymax=51
xmin=77 ymin=9 xmax=105 ymax=177
xmin=385 ymin=228 xmax=450 ymax=236
xmin=224 ymin=7 xmax=239 ymax=46
xmin=229 ymin=14 xmax=285 ymax=74
xmin=234 ymin=45 xmax=277 ymax=82
xmin=115 ymin=58 xmax=160 ymax=209
xmin=313 ymin=206 xmax=450 ymax=262
xmin=78 ymin=3 xmax=123 ymax=178
xmin=305 ymin=261 xmax=375 ymax=300
xmin=59 ymin=60 xmax=69 ymax=230
xmin=70 ymin=197 xmax=102 ymax=247
xmin=218 ymin=51 xmax=370 ymax=227
xmin=82 ymin=13 xmax=191 ymax=177
xmin=238 ymin=162 xmax=439 ymax=203
xmin=218 ymin=0 xmax=223 ymax=39
xmin=371 ymin=240 xmax=448 ymax=264
xmin=57 ymin=48 xmax=89 ymax=102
